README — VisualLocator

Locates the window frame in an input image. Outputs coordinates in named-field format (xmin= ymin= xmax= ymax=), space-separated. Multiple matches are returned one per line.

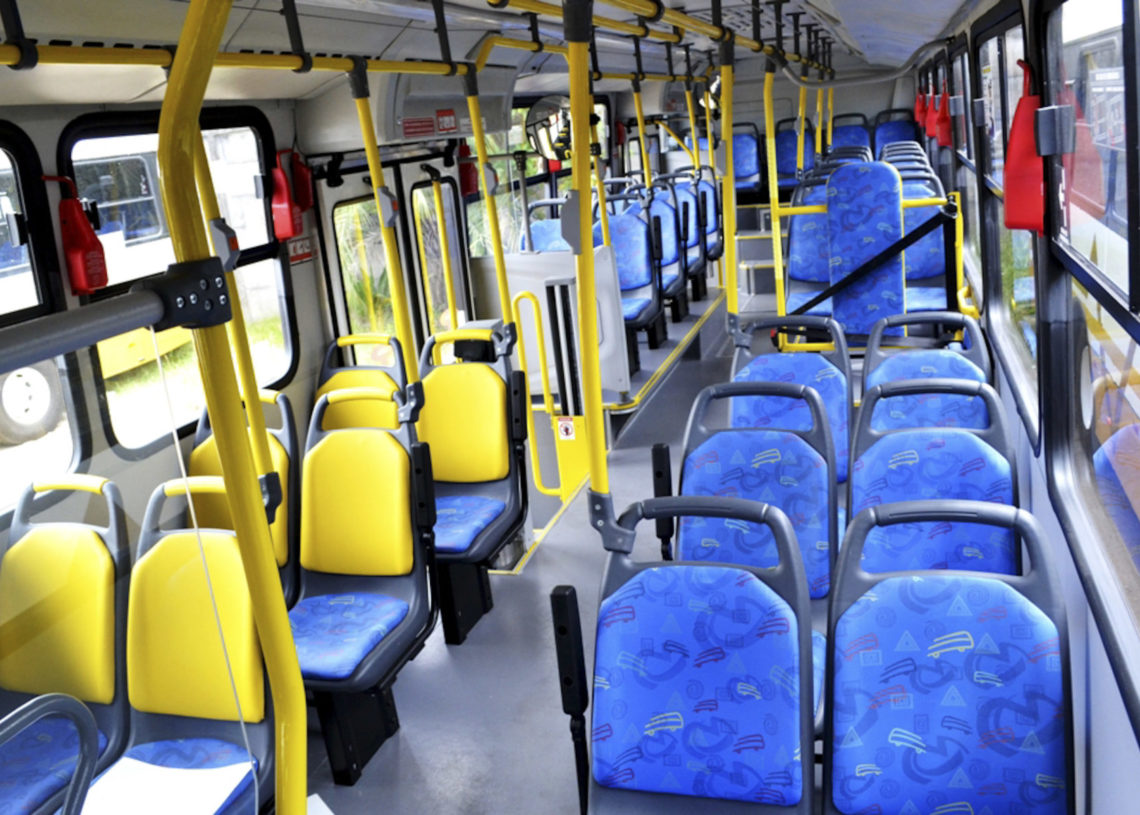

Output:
xmin=408 ymin=175 xmax=474 ymax=334
xmin=58 ymin=107 xmax=298 ymax=458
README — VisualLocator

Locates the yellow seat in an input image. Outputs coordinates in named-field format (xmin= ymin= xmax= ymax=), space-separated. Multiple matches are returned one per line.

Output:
xmin=314 ymin=334 xmax=406 ymax=430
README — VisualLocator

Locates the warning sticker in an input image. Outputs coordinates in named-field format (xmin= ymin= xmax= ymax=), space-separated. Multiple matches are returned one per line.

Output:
xmin=287 ymin=235 xmax=313 ymax=264
xmin=436 ymin=108 xmax=458 ymax=133
xmin=556 ymin=416 xmax=576 ymax=441
xmin=401 ymin=117 xmax=436 ymax=139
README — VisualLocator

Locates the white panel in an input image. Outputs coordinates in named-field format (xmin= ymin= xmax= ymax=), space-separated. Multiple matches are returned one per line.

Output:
xmin=0 ymin=65 xmax=165 ymax=106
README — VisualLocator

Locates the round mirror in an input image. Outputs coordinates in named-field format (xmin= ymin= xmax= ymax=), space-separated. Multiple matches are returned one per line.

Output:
xmin=525 ymin=95 xmax=572 ymax=161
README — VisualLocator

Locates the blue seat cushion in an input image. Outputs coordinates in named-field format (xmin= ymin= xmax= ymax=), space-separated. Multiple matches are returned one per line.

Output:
xmin=734 ymin=132 xmax=760 ymax=179
xmin=1094 ymin=424 xmax=1140 ymax=570
xmin=852 ymin=429 xmax=1015 ymax=574
xmin=832 ymin=575 xmax=1066 ymax=815
xmin=867 ymin=350 xmax=989 ymax=431
xmin=80 ymin=738 xmax=256 ymax=815
xmin=526 ymin=219 xmax=570 ymax=252
xmin=786 ymin=290 xmax=832 ymax=316
xmin=435 ymin=494 xmax=507 ymax=554
xmin=732 ymin=353 xmax=850 ymax=482
xmin=622 ymin=297 xmax=652 ymax=321
xmin=0 ymin=717 xmax=107 ymax=814
xmin=777 ymin=176 xmax=800 ymax=189
xmin=600 ymin=212 xmax=653 ymax=291
xmin=593 ymin=566 xmax=805 ymax=804
xmin=787 ymin=186 xmax=830 ymax=283
xmin=874 ymin=122 xmax=919 ymax=155
xmin=831 ymin=125 xmax=870 ymax=150
xmin=677 ymin=430 xmax=834 ymax=598
xmin=902 ymin=191 xmax=946 ymax=280
xmin=662 ymin=268 xmax=682 ymax=292
xmin=906 ymin=285 xmax=948 ymax=311
xmin=289 ymin=593 xmax=410 ymax=680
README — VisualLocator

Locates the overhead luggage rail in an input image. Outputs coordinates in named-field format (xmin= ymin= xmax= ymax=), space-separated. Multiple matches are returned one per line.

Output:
xmin=825 ymin=500 xmax=1074 ymax=815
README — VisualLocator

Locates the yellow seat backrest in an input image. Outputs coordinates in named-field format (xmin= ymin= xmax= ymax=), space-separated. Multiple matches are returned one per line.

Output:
xmin=417 ymin=364 xmax=509 ymax=482
xmin=127 ymin=531 xmax=264 ymax=723
xmin=315 ymin=369 xmax=399 ymax=430
xmin=301 ymin=429 xmax=412 ymax=576
xmin=189 ymin=431 xmax=290 ymax=567
xmin=0 ymin=525 xmax=115 ymax=704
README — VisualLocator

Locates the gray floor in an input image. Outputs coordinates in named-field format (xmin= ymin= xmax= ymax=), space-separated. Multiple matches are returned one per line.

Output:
xmin=307 ymin=330 xmax=739 ymax=814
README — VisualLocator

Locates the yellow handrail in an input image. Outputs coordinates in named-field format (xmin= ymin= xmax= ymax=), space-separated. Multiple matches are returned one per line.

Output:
xmin=763 ymin=70 xmax=788 ymax=318
xmin=684 ymin=89 xmax=700 ymax=168
xmin=722 ymin=54 xmax=738 ymax=316
xmin=466 ymin=92 xmax=513 ymax=325
xmin=510 ymin=293 xmax=560 ymax=498
xmin=632 ymin=88 xmax=652 ymax=186
xmin=827 ymin=88 xmax=835 ymax=149
xmin=157 ymin=1 xmax=305 ymax=811
xmin=796 ymin=85 xmax=808 ymax=174
xmin=32 ymin=474 xmax=109 ymax=495
xmin=429 ymin=179 xmax=459 ymax=330
xmin=591 ymin=121 xmax=611 ymax=247
xmin=814 ymin=89 xmax=824 ymax=155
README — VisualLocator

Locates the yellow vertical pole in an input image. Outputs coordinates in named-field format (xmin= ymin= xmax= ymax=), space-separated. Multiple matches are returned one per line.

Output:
xmin=430 ymin=179 xmax=460 ymax=330
xmin=764 ymin=69 xmax=788 ymax=317
xmin=632 ymin=87 xmax=652 ymax=185
xmin=565 ymin=5 xmax=608 ymax=497
xmin=591 ymin=121 xmax=611 ymax=246
xmin=192 ymin=132 xmax=273 ymax=478
xmin=684 ymin=88 xmax=700 ymax=167
xmin=795 ymin=85 xmax=808 ymax=173
xmin=158 ymin=1 xmax=305 ymax=812
xmin=721 ymin=48 xmax=738 ymax=317
xmin=814 ymin=88 xmax=824 ymax=155
xmin=348 ymin=64 xmax=420 ymax=381
xmin=827 ymin=87 xmax=835 ymax=149
xmin=466 ymin=89 xmax=514 ymax=324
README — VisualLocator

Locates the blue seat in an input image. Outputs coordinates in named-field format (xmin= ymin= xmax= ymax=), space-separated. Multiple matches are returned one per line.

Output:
xmin=733 ymin=131 xmax=762 ymax=190
xmin=786 ymin=184 xmax=830 ymax=284
xmin=621 ymin=296 xmax=651 ymax=320
xmin=826 ymin=162 xmax=905 ymax=336
xmin=902 ymin=180 xmax=947 ymax=281
xmin=864 ymin=312 xmax=992 ymax=431
xmin=731 ymin=317 xmax=851 ymax=483
xmin=827 ymin=501 xmax=1072 ymax=815
xmin=1094 ymin=424 xmax=1140 ymax=569
xmin=646 ymin=192 xmax=685 ymax=302
xmin=434 ymin=494 xmax=507 ymax=554
xmin=674 ymin=382 xmax=839 ymax=599
xmin=0 ymin=717 xmax=108 ymax=814
xmin=830 ymin=124 xmax=871 ymax=151
xmin=874 ymin=118 xmax=920 ymax=156
xmin=850 ymin=380 xmax=1017 ymax=575
xmin=596 ymin=210 xmax=663 ymax=332
xmin=290 ymin=593 xmax=411 ymax=680
xmin=786 ymin=290 xmax=831 ymax=315
xmin=776 ymin=127 xmax=814 ymax=189
xmin=587 ymin=497 xmax=814 ymax=810
xmin=696 ymin=178 xmax=722 ymax=260
xmin=525 ymin=218 xmax=570 ymax=252
xmin=673 ymin=182 xmax=705 ymax=282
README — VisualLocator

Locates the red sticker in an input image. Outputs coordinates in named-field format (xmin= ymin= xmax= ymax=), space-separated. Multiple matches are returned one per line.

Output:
xmin=436 ymin=108 xmax=457 ymax=133
xmin=287 ymin=235 xmax=313 ymax=264
xmin=402 ymin=117 xmax=436 ymax=138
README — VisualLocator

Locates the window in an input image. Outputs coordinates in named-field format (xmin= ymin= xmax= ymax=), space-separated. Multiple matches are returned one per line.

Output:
xmin=1047 ymin=0 xmax=1128 ymax=295
xmin=979 ymin=37 xmax=1006 ymax=184
xmin=0 ymin=150 xmax=36 ymax=318
xmin=68 ymin=114 xmax=294 ymax=450
xmin=953 ymin=52 xmax=974 ymax=159
xmin=334 ymin=196 xmax=393 ymax=337
xmin=411 ymin=182 xmax=468 ymax=334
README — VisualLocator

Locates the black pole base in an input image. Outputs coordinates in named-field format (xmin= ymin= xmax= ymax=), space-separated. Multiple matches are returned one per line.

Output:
xmin=439 ymin=560 xmax=494 ymax=645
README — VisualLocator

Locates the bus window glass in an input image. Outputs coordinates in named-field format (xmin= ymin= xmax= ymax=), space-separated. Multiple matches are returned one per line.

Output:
xmin=0 ymin=151 xmax=36 ymax=316
xmin=957 ymin=164 xmax=982 ymax=291
xmin=334 ymin=197 xmax=393 ymax=336
xmin=1048 ymin=0 xmax=1127 ymax=293
xmin=1070 ymin=280 xmax=1140 ymax=610
xmin=953 ymin=53 xmax=973 ymax=159
xmin=980 ymin=36 xmax=1005 ymax=184
xmin=1003 ymin=27 xmax=1025 ymax=138
xmin=997 ymin=198 xmax=1037 ymax=368
xmin=0 ymin=357 xmax=74 ymax=511
xmin=412 ymin=184 xmax=467 ymax=334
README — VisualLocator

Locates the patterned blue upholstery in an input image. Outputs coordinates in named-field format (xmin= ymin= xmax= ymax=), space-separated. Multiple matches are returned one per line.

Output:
xmin=697 ymin=180 xmax=719 ymax=238
xmin=734 ymin=132 xmax=761 ymax=184
xmin=787 ymin=185 xmax=830 ymax=284
xmin=527 ymin=218 xmax=570 ymax=252
xmin=776 ymin=130 xmax=814 ymax=178
xmin=648 ymin=196 xmax=680 ymax=267
xmin=677 ymin=430 xmax=833 ymax=597
xmin=812 ymin=629 xmax=826 ymax=715
xmin=289 ymin=592 xmax=410 ymax=680
xmin=674 ymin=185 xmax=702 ymax=251
xmin=874 ymin=121 xmax=919 ymax=156
xmin=852 ymin=430 xmax=1015 ymax=574
xmin=867 ymin=351 xmax=989 ymax=431
xmin=599 ymin=212 xmax=652 ymax=291
xmin=1093 ymin=424 xmax=1140 ymax=569
xmin=786 ymin=290 xmax=832 ymax=316
xmin=827 ymin=162 xmax=905 ymax=336
xmin=902 ymin=183 xmax=945 ymax=280
xmin=831 ymin=125 xmax=871 ymax=150
xmin=906 ymin=286 xmax=948 ymax=311
xmin=0 ymin=717 xmax=107 ymax=814
xmin=732 ymin=354 xmax=849 ymax=482
xmin=592 ymin=566 xmax=804 ymax=804
xmin=622 ymin=297 xmax=652 ymax=321
xmin=434 ymin=495 xmax=507 ymax=554
xmin=831 ymin=575 xmax=1066 ymax=815
xmin=662 ymin=269 xmax=681 ymax=290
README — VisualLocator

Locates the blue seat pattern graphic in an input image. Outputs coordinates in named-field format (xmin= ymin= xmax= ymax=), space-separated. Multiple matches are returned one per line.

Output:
xmin=831 ymin=576 xmax=1066 ymax=815
xmin=0 ymin=717 xmax=107 ymax=814
xmin=866 ymin=351 xmax=989 ymax=431
xmin=289 ymin=592 xmax=410 ymax=680
xmin=526 ymin=218 xmax=570 ymax=252
xmin=776 ymin=130 xmax=814 ymax=184
xmin=596 ymin=212 xmax=652 ymax=291
xmin=732 ymin=354 xmax=849 ymax=482
xmin=676 ymin=430 xmax=833 ymax=598
xmin=622 ymin=297 xmax=652 ymax=320
xmin=786 ymin=291 xmax=832 ymax=316
xmin=435 ymin=495 xmax=507 ymax=554
xmin=827 ymin=162 xmax=906 ymax=336
xmin=851 ymin=430 xmax=1016 ymax=574
xmin=902 ymin=181 xmax=945 ymax=280
xmin=734 ymin=133 xmax=761 ymax=187
xmin=874 ymin=122 xmax=919 ymax=156
xmin=1093 ymin=424 xmax=1140 ymax=569
xmin=649 ymin=197 xmax=680 ymax=268
xmin=787 ymin=185 xmax=830 ymax=284
xmin=592 ymin=566 xmax=804 ymax=804
xmin=905 ymin=286 xmax=948 ymax=312
xmin=831 ymin=126 xmax=871 ymax=150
